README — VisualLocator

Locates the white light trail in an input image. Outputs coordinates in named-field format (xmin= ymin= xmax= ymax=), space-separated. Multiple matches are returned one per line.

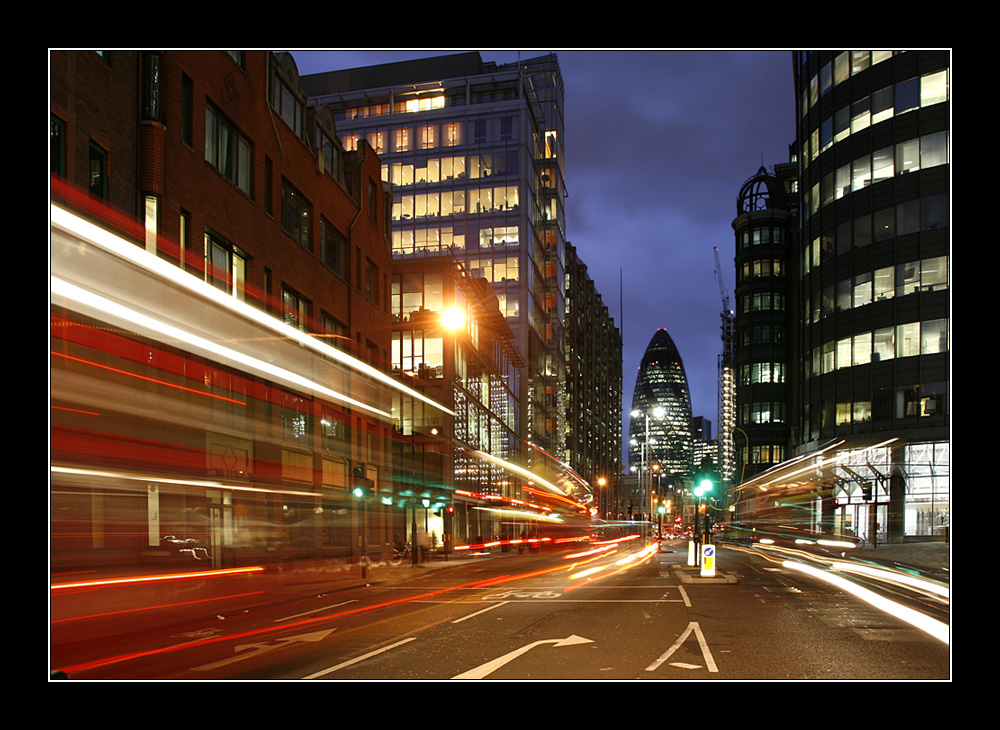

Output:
xmin=51 ymin=204 xmax=454 ymax=417
xmin=782 ymin=560 xmax=949 ymax=644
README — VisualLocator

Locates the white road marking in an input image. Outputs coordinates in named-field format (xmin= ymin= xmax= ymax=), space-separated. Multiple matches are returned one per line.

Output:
xmin=453 ymin=635 xmax=594 ymax=679
xmin=302 ymin=637 xmax=417 ymax=679
xmin=645 ymin=622 xmax=718 ymax=673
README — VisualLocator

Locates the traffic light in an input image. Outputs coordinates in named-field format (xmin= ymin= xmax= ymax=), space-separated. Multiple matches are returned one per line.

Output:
xmin=351 ymin=466 xmax=374 ymax=499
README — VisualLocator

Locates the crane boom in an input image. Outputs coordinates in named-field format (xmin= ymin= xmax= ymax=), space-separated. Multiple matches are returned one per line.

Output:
xmin=713 ymin=246 xmax=730 ymax=312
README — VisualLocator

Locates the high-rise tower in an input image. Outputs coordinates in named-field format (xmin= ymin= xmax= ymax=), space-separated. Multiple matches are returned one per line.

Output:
xmin=760 ymin=50 xmax=950 ymax=544
xmin=732 ymin=166 xmax=795 ymax=480
xmin=629 ymin=329 xmax=694 ymax=490
xmin=300 ymin=52 xmax=568 ymax=473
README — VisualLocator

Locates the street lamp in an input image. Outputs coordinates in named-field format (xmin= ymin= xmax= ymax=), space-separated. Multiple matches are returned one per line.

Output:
xmin=631 ymin=406 xmax=665 ymax=522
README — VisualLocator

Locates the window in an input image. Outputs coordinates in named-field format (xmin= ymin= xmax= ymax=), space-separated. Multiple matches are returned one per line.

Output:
xmin=366 ymin=258 xmax=379 ymax=303
xmin=444 ymin=122 xmax=462 ymax=146
xmin=853 ymin=271 xmax=872 ymax=308
xmin=321 ymin=218 xmax=347 ymax=278
xmin=921 ymin=256 xmax=948 ymax=291
xmin=282 ymin=391 xmax=311 ymax=441
xmin=317 ymin=128 xmax=342 ymax=180
xmin=873 ymin=327 xmax=894 ymax=361
xmin=419 ymin=124 xmax=437 ymax=149
xmin=920 ymin=70 xmax=949 ymax=107
xmin=144 ymin=195 xmax=159 ymax=253
xmin=921 ymin=319 xmax=948 ymax=354
xmin=270 ymin=67 xmax=303 ymax=138
xmin=205 ymin=103 xmax=251 ymax=195
xmin=204 ymin=230 xmax=246 ymax=299
xmin=322 ymin=313 xmax=349 ymax=351
xmin=852 ymin=332 xmax=872 ymax=366
xmin=896 ymin=322 xmax=921 ymax=358
xmin=920 ymin=132 xmax=949 ymax=170
xmin=89 ymin=141 xmax=107 ymax=199
xmin=321 ymin=409 xmax=349 ymax=453
xmin=281 ymin=179 xmax=312 ymax=249
xmin=51 ymin=115 xmax=65 ymax=176
xmin=393 ymin=127 xmax=411 ymax=152
xmin=282 ymin=286 xmax=311 ymax=331
xmin=142 ymin=53 xmax=162 ymax=122
xmin=874 ymin=266 xmax=894 ymax=301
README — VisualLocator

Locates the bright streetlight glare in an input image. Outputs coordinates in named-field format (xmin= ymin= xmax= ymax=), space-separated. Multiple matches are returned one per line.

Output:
xmin=441 ymin=307 xmax=465 ymax=330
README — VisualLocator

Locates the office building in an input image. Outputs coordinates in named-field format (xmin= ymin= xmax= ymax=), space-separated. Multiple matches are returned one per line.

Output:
xmin=390 ymin=254 xmax=526 ymax=546
xmin=564 ymin=242 xmax=623 ymax=517
xmin=735 ymin=51 xmax=949 ymax=544
xmin=732 ymin=164 xmax=796 ymax=479
xmin=628 ymin=328 xmax=694 ymax=520
xmin=300 ymin=52 xmax=569 ymax=479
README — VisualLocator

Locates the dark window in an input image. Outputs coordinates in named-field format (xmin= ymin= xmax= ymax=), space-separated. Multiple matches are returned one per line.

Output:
xmin=88 ymin=141 xmax=107 ymax=199
xmin=321 ymin=218 xmax=347 ymax=277
xmin=205 ymin=102 xmax=252 ymax=195
xmin=142 ymin=52 xmax=162 ymax=122
xmin=281 ymin=179 xmax=312 ymax=249
xmin=366 ymin=258 xmax=379 ymax=303
xmin=51 ymin=115 xmax=65 ymax=176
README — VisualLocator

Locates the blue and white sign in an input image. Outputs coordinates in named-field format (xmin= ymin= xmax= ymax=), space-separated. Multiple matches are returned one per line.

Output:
xmin=700 ymin=544 xmax=716 ymax=577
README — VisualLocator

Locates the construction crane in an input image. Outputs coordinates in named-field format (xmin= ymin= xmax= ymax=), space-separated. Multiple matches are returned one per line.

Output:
xmin=713 ymin=246 xmax=731 ymax=316
xmin=713 ymin=247 xmax=736 ymax=485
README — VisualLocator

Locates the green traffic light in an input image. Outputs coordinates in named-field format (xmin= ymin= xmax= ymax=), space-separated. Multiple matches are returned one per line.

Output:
xmin=700 ymin=478 xmax=713 ymax=492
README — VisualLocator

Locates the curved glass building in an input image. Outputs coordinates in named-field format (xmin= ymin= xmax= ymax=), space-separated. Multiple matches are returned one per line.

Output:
xmin=734 ymin=51 xmax=950 ymax=544
xmin=628 ymin=328 xmax=694 ymax=484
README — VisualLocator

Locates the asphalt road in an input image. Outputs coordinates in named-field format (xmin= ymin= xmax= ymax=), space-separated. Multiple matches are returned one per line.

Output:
xmin=51 ymin=539 xmax=950 ymax=680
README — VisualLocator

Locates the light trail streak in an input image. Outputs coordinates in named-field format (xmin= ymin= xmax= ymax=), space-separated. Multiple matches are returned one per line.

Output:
xmin=782 ymin=560 xmax=949 ymax=644
xmin=51 ymin=566 xmax=265 ymax=591
xmin=51 ymin=204 xmax=454 ymax=417
xmin=52 ymin=564 xmax=573 ymax=675
xmin=51 ymin=276 xmax=393 ymax=419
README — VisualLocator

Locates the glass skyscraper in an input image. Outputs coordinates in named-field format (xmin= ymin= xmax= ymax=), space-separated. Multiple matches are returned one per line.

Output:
xmin=301 ymin=52 xmax=568 ymax=471
xmin=735 ymin=50 xmax=950 ymax=543
xmin=629 ymin=328 xmax=694 ymax=481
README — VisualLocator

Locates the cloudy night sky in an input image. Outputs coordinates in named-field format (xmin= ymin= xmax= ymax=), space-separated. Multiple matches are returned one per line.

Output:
xmin=289 ymin=49 xmax=796 ymax=467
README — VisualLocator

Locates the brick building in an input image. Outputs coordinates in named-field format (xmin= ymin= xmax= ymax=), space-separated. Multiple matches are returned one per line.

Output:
xmin=50 ymin=51 xmax=413 ymax=569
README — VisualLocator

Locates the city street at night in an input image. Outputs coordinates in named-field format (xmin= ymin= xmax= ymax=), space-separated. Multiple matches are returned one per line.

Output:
xmin=51 ymin=538 xmax=949 ymax=680
xmin=50 ymin=49 xmax=951 ymax=682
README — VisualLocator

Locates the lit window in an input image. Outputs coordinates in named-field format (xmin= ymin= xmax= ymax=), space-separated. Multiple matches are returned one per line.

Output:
xmin=920 ymin=70 xmax=949 ymax=107
xmin=204 ymin=231 xmax=246 ymax=299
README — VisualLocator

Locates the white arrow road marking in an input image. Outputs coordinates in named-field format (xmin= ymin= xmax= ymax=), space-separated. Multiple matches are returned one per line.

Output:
xmin=453 ymin=635 xmax=594 ymax=679
xmin=193 ymin=629 xmax=336 ymax=671
xmin=645 ymin=622 xmax=718 ymax=673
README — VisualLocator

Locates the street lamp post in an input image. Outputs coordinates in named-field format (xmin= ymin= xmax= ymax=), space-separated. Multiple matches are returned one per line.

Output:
xmin=631 ymin=406 xmax=665 ymax=524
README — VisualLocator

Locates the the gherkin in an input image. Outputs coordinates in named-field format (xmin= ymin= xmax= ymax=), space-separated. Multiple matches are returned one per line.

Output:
xmin=628 ymin=329 xmax=694 ymax=479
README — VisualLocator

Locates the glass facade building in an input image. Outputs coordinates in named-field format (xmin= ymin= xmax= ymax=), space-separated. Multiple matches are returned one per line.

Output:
xmin=771 ymin=50 xmax=950 ymax=542
xmin=629 ymin=328 xmax=694 ymax=487
xmin=301 ymin=53 xmax=568 ymax=471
